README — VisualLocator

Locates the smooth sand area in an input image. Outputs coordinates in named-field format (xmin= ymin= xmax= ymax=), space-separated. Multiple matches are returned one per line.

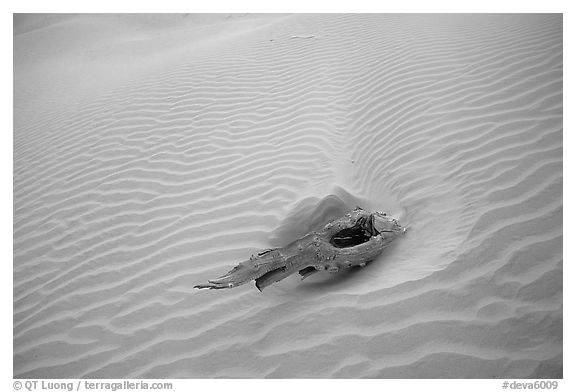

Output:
xmin=14 ymin=14 xmax=562 ymax=378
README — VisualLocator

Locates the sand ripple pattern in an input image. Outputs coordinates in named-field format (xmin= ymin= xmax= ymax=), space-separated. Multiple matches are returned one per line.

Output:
xmin=14 ymin=14 xmax=562 ymax=378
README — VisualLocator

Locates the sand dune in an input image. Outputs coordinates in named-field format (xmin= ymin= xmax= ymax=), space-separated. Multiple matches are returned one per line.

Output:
xmin=14 ymin=14 xmax=562 ymax=378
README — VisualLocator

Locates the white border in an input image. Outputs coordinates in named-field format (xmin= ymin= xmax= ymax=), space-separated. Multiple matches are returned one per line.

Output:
xmin=5 ymin=0 xmax=575 ymax=13
xmin=5 ymin=1 xmax=572 ymax=390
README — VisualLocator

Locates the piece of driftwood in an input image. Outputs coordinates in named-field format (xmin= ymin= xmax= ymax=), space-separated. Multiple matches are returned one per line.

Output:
xmin=195 ymin=207 xmax=406 ymax=291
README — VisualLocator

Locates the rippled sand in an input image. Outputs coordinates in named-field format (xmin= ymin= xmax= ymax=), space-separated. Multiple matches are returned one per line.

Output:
xmin=14 ymin=14 xmax=562 ymax=378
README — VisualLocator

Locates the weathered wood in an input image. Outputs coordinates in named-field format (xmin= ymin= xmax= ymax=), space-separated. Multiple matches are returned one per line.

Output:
xmin=194 ymin=207 xmax=406 ymax=291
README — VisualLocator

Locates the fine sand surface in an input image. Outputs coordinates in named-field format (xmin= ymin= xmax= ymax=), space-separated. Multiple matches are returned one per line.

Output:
xmin=14 ymin=14 xmax=562 ymax=378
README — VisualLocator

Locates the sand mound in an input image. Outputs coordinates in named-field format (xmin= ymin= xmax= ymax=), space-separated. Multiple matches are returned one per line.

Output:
xmin=14 ymin=14 xmax=562 ymax=378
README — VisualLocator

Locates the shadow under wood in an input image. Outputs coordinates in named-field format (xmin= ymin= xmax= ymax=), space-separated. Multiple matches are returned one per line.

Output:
xmin=292 ymin=239 xmax=404 ymax=294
